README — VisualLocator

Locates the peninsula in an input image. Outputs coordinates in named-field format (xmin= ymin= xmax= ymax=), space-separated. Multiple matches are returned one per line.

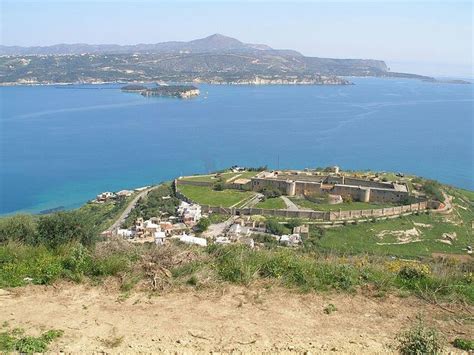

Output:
xmin=0 ymin=34 xmax=442 ymax=86
xmin=121 ymin=84 xmax=200 ymax=98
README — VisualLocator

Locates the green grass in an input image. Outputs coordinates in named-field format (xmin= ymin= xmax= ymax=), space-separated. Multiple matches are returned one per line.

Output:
xmin=76 ymin=194 xmax=137 ymax=232
xmin=255 ymin=197 xmax=287 ymax=209
xmin=0 ymin=241 xmax=136 ymax=288
xmin=0 ymin=327 xmax=63 ymax=353
xmin=180 ymin=171 xmax=257 ymax=183
xmin=311 ymin=212 xmax=472 ymax=258
xmin=180 ymin=172 xmax=238 ymax=183
xmin=178 ymin=185 xmax=255 ymax=207
xmin=289 ymin=197 xmax=393 ymax=211
xmin=207 ymin=245 xmax=473 ymax=303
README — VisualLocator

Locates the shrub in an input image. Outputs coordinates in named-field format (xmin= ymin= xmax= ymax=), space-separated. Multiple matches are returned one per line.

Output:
xmin=324 ymin=303 xmax=337 ymax=314
xmin=0 ymin=328 xmax=63 ymax=353
xmin=398 ymin=265 xmax=429 ymax=280
xmin=395 ymin=315 xmax=444 ymax=355
xmin=287 ymin=218 xmax=302 ymax=230
xmin=343 ymin=195 xmax=353 ymax=204
xmin=195 ymin=218 xmax=211 ymax=233
xmin=422 ymin=180 xmax=443 ymax=202
xmin=0 ymin=215 xmax=36 ymax=244
xmin=213 ymin=182 xmax=225 ymax=191
xmin=265 ymin=218 xmax=288 ymax=236
xmin=260 ymin=187 xmax=282 ymax=199
xmin=253 ymin=233 xmax=278 ymax=248
xmin=453 ymin=338 xmax=474 ymax=351
xmin=36 ymin=211 xmax=95 ymax=248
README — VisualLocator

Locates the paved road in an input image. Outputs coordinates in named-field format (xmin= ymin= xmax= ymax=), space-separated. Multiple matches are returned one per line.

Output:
xmin=104 ymin=186 xmax=157 ymax=234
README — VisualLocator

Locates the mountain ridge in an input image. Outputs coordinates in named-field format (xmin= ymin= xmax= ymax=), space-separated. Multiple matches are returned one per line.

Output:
xmin=0 ymin=34 xmax=279 ymax=56
xmin=0 ymin=34 xmax=439 ymax=85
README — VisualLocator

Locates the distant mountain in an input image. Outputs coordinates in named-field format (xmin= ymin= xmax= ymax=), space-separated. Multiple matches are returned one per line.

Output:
xmin=0 ymin=34 xmax=435 ymax=85
xmin=0 ymin=34 xmax=277 ymax=56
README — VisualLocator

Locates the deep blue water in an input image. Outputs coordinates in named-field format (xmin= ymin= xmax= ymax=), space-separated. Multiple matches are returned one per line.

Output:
xmin=0 ymin=78 xmax=472 ymax=215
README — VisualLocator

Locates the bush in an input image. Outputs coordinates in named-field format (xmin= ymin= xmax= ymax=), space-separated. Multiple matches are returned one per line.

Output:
xmin=395 ymin=315 xmax=444 ymax=355
xmin=36 ymin=211 xmax=95 ymax=248
xmin=287 ymin=218 xmax=302 ymax=230
xmin=260 ymin=187 xmax=282 ymax=199
xmin=213 ymin=182 xmax=225 ymax=191
xmin=398 ymin=265 xmax=429 ymax=280
xmin=0 ymin=328 xmax=63 ymax=353
xmin=422 ymin=180 xmax=444 ymax=202
xmin=265 ymin=218 xmax=288 ymax=236
xmin=453 ymin=338 xmax=474 ymax=351
xmin=195 ymin=218 xmax=211 ymax=233
xmin=324 ymin=303 xmax=337 ymax=314
xmin=0 ymin=215 xmax=36 ymax=244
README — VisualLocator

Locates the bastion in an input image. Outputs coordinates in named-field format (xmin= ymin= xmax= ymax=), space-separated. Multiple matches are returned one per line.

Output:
xmin=250 ymin=170 xmax=410 ymax=203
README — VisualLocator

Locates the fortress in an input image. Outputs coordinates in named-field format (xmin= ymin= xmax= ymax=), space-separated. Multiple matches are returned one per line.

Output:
xmin=250 ymin=170 xmax=410 ymax=203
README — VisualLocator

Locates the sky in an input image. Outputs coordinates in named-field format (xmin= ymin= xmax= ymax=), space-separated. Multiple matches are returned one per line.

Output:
xmin=1 ymin=0 xmax=472 ymax=77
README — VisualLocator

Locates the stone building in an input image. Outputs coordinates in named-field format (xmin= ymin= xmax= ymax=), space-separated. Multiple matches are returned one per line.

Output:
xmin=250 ymin=170 xmax=409 ymax=203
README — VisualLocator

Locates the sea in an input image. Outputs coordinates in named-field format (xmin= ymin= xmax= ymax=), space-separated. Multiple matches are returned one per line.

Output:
xmin=0 ymin=77 xmax=472 ymax=215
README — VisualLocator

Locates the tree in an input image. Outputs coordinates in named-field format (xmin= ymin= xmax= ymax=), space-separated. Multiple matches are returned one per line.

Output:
xmin=36 ymin=211 xmax=95 ymax=248
xmin=195 ymin=217 xmax=211 ymax=233
xmin=287 ymin=218 xmax=302 ymax=230
xmin=213 ymin=181 xmax=225 ymax=191
xmin=260 ymin=187 xmax=282 ymax=199
xmin=0 ymin=214 xmax=36 ymax=244
xmin=265 ymin=218 xmax=287 ymax=236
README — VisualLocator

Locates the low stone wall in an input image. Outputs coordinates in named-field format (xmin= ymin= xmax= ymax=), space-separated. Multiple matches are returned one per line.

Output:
xmin=201 ymin=205 xmax=329 ymax=220
xmin=328 ymin=201 xmax=428 ymax=221
xmin=176 ymin=179 xmax=213 ymax=187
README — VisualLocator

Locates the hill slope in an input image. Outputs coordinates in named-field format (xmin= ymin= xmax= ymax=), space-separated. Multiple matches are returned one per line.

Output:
xmin=0 ymin=34 xmax=433 ymax=85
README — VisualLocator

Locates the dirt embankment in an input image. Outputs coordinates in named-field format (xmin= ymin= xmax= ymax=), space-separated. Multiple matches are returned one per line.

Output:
xmin=0 ymin=283 xmax=471 ymax=353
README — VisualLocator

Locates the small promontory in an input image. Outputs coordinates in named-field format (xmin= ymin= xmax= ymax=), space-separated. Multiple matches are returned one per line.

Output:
xmin=120 ymin=84 xmax=200 ymax=98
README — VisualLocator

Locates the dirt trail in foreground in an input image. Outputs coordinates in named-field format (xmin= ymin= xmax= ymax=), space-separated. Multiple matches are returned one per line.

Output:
xmin=0 ymin=284 xmax=471 ymax=353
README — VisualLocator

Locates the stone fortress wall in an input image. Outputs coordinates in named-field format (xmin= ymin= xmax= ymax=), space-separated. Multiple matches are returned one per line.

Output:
xmin=250 ymin=170 xmax=410 ymax=203
xmin=174 ymin=176 xmax=436 ymax=223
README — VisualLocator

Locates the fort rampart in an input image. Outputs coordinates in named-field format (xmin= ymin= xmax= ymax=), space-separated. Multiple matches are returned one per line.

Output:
xmin=174 ymin=179 xmax=431 ymax=222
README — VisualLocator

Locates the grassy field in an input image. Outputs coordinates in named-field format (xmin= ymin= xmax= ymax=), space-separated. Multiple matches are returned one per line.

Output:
xmin=178 ymin=185 xmax=255 ymax=207
xmin=289 ymin=197 xmax=393 ymax=211
xmin=180 ymin=172 xmax=238 ymax=183
xmin=180 ymin=171 xmax=257 ymax=183
xmin=255 ymin=197 xmax=287 ymax=209
xmin=308 ymin=187 xmax=474 ymax=258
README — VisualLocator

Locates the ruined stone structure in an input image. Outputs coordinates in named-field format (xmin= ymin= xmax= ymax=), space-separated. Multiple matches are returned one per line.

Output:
xmin=250 ymin=170 xmax=410 ymax=203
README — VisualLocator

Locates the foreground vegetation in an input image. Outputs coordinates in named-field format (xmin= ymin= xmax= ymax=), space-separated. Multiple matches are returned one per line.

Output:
xmin=0 ymin=326 xmax=63 ymax=353
xmin=0 ymin=238 xmax=472 ymax=306
xmin=0 ymin=179 xmax=472 ymax=306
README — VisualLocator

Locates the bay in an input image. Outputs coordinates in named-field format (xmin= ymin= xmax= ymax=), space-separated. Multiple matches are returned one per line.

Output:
xmin=0 ymin=77 xmax=472 ymax=215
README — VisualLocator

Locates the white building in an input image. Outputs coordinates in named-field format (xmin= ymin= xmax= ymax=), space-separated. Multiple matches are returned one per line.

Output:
xmin=177 ymin=201 xmax=202 ymax=226
xmin=279 ymin=234 xmax=302 ymax=246
xmin=178 ymin=233 xmax=207 ymax=247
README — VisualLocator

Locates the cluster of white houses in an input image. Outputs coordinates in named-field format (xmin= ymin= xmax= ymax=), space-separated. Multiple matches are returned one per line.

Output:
xmin=117 ymin=199 xmax=308 ymax=248
xmin=117 ymin=201 xmax=208 ymax=246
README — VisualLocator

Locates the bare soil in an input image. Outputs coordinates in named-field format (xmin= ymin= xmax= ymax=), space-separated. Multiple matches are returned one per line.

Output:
xmin=0 ymin=283 xmax=472 ymax=353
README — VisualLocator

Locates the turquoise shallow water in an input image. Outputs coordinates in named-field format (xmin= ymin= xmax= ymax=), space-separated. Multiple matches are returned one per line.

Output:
xmin=0 ymin=78 xmax=472 ymax=215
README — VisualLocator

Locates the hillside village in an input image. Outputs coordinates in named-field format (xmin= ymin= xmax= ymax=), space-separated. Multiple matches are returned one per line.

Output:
xmin=96 ymin=166 xmax=470 ymax=255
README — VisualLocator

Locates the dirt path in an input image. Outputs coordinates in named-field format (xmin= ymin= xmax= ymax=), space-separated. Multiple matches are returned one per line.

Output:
xmin=0 ymin=284 xmax=470 ymax=353
xmin=281 ymin=196 xmax=301 ymax=211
